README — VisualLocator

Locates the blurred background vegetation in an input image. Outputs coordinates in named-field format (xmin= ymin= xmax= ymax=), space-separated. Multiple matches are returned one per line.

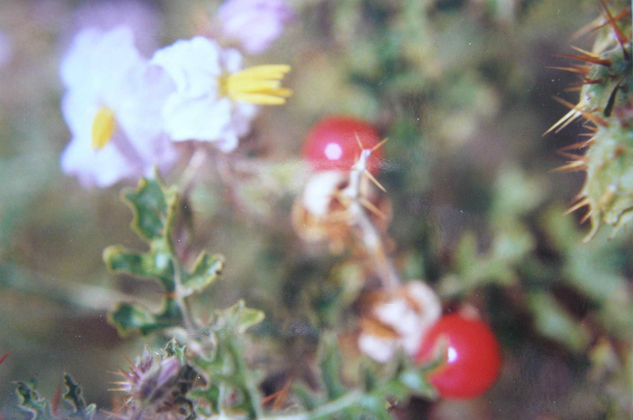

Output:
xmin=2 ymin=0 xmax=633 ymax=418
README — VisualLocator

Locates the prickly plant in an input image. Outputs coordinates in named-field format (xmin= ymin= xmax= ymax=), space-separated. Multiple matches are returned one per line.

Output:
xmin=549 ymin=0 xmax=633 ymax=240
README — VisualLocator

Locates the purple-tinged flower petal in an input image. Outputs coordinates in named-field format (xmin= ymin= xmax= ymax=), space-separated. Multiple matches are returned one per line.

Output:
xmin=71 ymin=0 xmax=161 ymax=55
xmin=217 ymin=0 xmax=295 ymax=54
xmin=60 ymin=27 xmax=180 ymax=188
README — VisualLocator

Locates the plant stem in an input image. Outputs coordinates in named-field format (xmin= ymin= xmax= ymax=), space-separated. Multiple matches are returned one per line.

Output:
xmin=344 ymin=149 xmax=400 ymax=291
xmin=226 ymin=336 xmax=264 ymax=419
xmin=173 ymin=259 xmax=196 ymax=332
xmin=180 ymin=146 xmax=209 ymax=195
xmin=262 ymin=390 xmax=363 ymax=420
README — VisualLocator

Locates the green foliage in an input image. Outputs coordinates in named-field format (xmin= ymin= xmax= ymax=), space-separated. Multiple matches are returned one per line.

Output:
xmin=62 ymin=374 xmax=96 ymax=419
xmin=527 ymin=292 xmax=590 ymax=352
xmin=109 ymin=299 xmax=182 ymax=337
xmin=16 ymin=382 xmax=53 ymax=420
xmin=104 ymin=176 xmax=224 ymax=336
xmin=284 ymin=336 xmax=441 ymax=420
xmin=16 ymin=375 xmax=95 ymax=420
xmin=439 ymin=167 xmax=542 ymax=297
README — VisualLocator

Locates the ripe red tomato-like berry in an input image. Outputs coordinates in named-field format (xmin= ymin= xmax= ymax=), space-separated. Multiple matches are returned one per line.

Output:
xmin=303 ymin=116 xmax=382 ymax=173
xmin=414 ymin=313 xmax=502 ymax=399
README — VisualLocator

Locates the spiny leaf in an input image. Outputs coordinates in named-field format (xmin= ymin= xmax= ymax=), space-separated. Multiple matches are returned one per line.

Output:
xmin=16 ymin=382 xmax=53 ymax=420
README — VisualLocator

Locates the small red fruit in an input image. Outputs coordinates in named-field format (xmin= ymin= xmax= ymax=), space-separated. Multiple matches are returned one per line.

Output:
xmin=414 ymin=313 xmax=501 ymax=399
xmin=303 ymin=116 xmax=382 ymax=173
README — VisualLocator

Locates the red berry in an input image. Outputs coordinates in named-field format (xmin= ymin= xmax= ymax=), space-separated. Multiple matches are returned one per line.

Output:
xmin=414 ymin=313 xmax=501 ymax=399
xmin=303 ymin=116 xmax=382 ymax=173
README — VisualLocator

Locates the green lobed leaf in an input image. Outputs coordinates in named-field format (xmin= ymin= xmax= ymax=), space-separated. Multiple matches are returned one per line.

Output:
xmin=182 ymin=252 xmax=224 ymax=295
xmin=108 ymin=299 xmax=182 ymax=337
xmin=103 ymin=245 xmax=175 ymax=292
xmin=123 ymin=177 xmax=178 ymax=244
xmin=16 ymin=382 xmax=53 ymax=420
xmin=62 ymin=374 xmax=96 ymax=419
xmin=164 ymin=338 xmax=188 ymax=364
xmin=215 ymin=300 xmax=265 ymax=334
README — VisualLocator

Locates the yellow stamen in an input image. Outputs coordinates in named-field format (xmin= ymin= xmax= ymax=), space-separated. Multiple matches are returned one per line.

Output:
xmin=91 ymin=106 xmax=116 ymax=150
xmin=220 ymin=65 xmax=293 ymax=105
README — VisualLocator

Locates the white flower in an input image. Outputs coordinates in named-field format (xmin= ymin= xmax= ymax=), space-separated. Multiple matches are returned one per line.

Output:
xmin=151 ymin=36 xmax=291 ymax=152
xmin=60 ymin=27 xmax=179 ymax=188
xmin=217 ymin=0 xmax=294 ymax=54
xmin=358 ymin=281 xmax=441 ymax=363
xmin=70 ymin=0 xmax=162 ymax=55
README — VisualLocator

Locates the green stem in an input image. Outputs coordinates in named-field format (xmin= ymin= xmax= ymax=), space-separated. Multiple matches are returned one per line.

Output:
xmin=226 ymin=336 xmax=264 ymax=419
xmin=262 ymin=390 xmax=363 ymax=420
xmin=173 ymin=259 xmax=196 ymax=332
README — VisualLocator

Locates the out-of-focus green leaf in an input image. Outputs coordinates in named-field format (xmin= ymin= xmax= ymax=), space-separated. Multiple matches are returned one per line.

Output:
xmin=490 ymin=166 xmax=545 ymax=224
xmin=528 ymin=292 xmax=590 ymax=353
xmin=292 ymin=382 xmax=320 ymax=411
xmin=182 ymin=252 xmax=224 ymax=295
xmin=123 ymin=177 xmax=178 ymax=243
xmin=108 ymin=300 xmax=182 ymax=337
xmin=62 ymin=374 xmax=95 ymax=419
xmin=103 ymin=245 xmax=175 ymax=292
xmin=16 ymin=382 xmax=53 ymax=420
xmin=397 ymin=369 xmax=436 ymax=397
xmin=318 ymin=335 xmax=346 ymax=401
xmin=215 ymin=300 xmax=265 ymax=334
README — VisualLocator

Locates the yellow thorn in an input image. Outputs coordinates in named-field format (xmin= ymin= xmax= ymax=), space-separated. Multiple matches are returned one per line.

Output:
xmin=566 ymin=198 xmax=590 ymax=214
xmin=544 ymin=108 xmax=582 ymax=135
xmin=372 ymin=137 xmax=389 ymax=152
xmin=360 ymin=198 xmax=386 ymax=219
xmin=552 ymin=160 xmax=586 ymax=172
xmin=580 ymin=209 xmax=593 ymax=224
xmin=570 ymin=45 xmax=602 ymax=58
xmin=363 ymin=169 xmax=386 ymax=192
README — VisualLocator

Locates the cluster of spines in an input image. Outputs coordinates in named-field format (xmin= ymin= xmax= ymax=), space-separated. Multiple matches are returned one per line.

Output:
xmin=548 ymin=0 xmax=632 ymax=240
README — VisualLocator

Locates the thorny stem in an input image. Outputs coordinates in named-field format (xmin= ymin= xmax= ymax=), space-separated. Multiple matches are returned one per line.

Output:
xmin=342 ymin=148 xmax=400 ymax=291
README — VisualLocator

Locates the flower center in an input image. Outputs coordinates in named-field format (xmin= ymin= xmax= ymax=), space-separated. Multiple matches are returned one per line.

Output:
xmin=91 ymin=106 xmax=116 ymax=150
xmin=220 ymin=65 xmax=292 ymax=105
